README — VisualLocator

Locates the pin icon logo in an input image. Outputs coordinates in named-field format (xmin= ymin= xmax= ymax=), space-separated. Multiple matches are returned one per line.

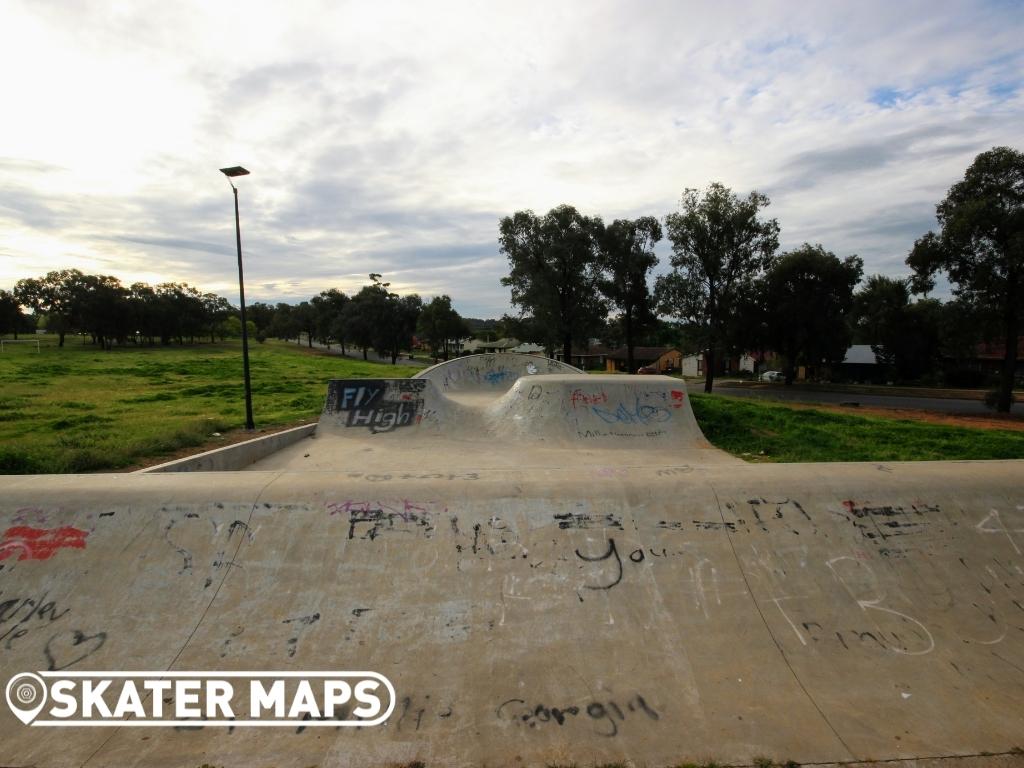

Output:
xmin=5 ymin=673 xmax=47 ymax=725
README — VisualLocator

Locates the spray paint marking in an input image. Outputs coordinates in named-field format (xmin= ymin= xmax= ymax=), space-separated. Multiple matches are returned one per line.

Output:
xmin=0 ymin=526 xmax=89 ymax=561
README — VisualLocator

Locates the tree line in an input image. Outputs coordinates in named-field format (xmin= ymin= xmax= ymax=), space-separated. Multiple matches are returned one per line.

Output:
xmin=1 ymin=270 xmax=470 ymax=365
xmin=499 ymin=146 xmax=1023 ymax=412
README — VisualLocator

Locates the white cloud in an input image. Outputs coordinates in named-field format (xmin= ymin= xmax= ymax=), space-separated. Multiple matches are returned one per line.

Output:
xmin=0 ymin=0 xmax=1021 ymax=316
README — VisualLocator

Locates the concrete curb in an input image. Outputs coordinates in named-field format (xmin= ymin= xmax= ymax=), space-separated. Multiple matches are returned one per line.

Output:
xmin=136 ymin=422 xmax=317 ymax=472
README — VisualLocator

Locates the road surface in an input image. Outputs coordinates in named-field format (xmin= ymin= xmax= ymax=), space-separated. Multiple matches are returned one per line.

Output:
xmin=695 ymin=381 xmax=1019 ymax=414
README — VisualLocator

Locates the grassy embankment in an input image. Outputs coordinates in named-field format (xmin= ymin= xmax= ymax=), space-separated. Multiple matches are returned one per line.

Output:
xmin=690 ymin=392 xmax=1024 ymax=462
xmin=0 ymin=337 xmax=416 ymax=473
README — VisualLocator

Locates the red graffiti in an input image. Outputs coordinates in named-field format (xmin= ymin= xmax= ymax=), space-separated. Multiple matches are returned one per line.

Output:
xmin=0 ymin=526 xmax=89 ymax=561
xmin=570 ymin=389 xmax=609 ymax=408
xmin=670 ymin=390 xmax=685 ymax=408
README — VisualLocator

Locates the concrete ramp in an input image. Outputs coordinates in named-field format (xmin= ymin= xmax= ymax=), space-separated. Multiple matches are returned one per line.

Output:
xmin=2 ymin=364 xmax=1023 ymax=767
xmin=1 ymin=462 xmax=1023 ymax=767
xmin=255 ymin=373 xmax=726 ymax=471
xmin=414 ymin=353 xmax=582 ymax=397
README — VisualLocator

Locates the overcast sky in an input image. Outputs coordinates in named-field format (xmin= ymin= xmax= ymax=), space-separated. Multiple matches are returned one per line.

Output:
xmin=2 ymin=1 xmax=1022 ymax=318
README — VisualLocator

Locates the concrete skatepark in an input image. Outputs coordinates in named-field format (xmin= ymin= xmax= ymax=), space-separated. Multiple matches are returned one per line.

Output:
xmin=1 ymin=353 xmax=1022 ymax=767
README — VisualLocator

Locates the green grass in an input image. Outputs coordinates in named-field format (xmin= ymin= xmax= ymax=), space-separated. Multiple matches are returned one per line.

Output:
xmin=0 ymin=337 xmax=419 ymax=473
xmin=2 ymin=338 xmax=1022 ymax=472
xmin=690 ymin=392 xmax=1024 ymax=462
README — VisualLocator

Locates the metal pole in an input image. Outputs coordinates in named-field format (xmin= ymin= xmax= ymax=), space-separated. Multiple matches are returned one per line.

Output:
xmin=233 ymin=185 xmax=255 ymax=430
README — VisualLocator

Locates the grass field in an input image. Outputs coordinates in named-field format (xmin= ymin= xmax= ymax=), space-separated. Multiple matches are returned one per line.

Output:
xmin=690 ymin=392 xmax=1024 ymax=462
xmin=2 ymin=339 xmax=1023 ymax=473
xmin=0 ymin=338 xmax=416 ymax=473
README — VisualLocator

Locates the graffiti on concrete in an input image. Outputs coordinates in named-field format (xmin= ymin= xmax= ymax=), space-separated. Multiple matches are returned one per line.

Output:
xmin=325 ymin=379 xmax=428 ymax=433
xmin=0 ymin=525 xmax=89 ymax=561
xmin=497 ymin=693 xmax=659 ymax=737
xmin=328 ymin=499 xmax=440 ymax=540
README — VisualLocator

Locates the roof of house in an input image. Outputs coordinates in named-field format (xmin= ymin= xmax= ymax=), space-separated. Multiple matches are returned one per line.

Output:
xmin=511 ymin=342 xmax=545 ymax=354
xmin=975 ymin=338 xmax=1024 ymax=359
xmin=842 ymin=344 xmax=880 ymax=365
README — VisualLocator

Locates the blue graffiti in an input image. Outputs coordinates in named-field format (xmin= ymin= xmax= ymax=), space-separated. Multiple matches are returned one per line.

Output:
xmin=592 ymin=398 xmax=671 ymax=425
xmin=483 ymin=369 xmax=513 ymax=385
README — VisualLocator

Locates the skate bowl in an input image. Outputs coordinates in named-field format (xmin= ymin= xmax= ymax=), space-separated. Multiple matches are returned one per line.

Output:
xmin=1 ymin=355 xmax=1023 ymax=768
xmin=414 ymin=352 xmax=582 ymax=394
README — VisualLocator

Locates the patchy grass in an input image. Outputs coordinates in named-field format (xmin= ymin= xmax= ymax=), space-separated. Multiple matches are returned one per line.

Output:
xmin=691 ymin=393 xmax=1024 ymax=462
xmin=0 ymin=338 xmax=420 ymax=473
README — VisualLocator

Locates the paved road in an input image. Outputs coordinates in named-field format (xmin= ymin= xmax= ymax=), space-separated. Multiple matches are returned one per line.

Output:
xmin=690 ymin=381 xmax=1020 ymax=415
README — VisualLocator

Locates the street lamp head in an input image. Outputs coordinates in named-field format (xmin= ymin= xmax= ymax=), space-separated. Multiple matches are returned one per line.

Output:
xmin=219 ymin=166 xmax=250 ymax=178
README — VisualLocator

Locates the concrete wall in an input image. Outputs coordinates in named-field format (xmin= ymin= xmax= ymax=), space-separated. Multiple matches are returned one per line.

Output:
xmin=138 ymin=423 xmax=316 ymax=472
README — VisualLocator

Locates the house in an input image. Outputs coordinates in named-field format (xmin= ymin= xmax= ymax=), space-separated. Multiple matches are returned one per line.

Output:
xmin=554 ymin=345 xmax=614 ymax=370
xmin=511 ymin=342 xmax=546 ymax=355
xmin=604 ymin=347 xmax=682 ymax=373
xmin=678 ymin=351 xmax=758 ymax=377
xmin=838 ymin=344 xmax=883 ymax=382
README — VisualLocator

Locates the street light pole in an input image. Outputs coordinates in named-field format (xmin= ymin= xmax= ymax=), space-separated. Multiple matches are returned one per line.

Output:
xmin=220 ymin=165 xmax=255 ymax=431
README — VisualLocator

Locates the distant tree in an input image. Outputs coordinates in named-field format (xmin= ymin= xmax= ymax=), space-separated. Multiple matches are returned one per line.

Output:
xmin=656 ymin=183 xmax=780 ymax=392
xmin=247 ymin=302 xmax=276 ymax=339
xmin=908 ymin=146 xmax=1024 ymax=412
xmin=376 ymin=293 xmax=422 ymax=364
xmin=598 ymin=217 xmax=662 ymax=372
xmin=78 ymin=274 xmax=130 ymax=349
xmin=762 ymin=244 xmax=863 ymax=384
xmin=852 ymin=275 xmax=946 ymax=382
xmin=311 ymin=289 xmax=349 ymax=351
xmin=851 ymin=275 xmax=908 ymax=352
xmin=417 ymin=295 xmax=469 ymax=360
xmin=495 ymin=313 xmax=554 ymax=355
xmin=14 ymin=269 xmax=88 ymax=346
xmin=499 ymin=204 xmax=606 ymax=363
xmin=342 ymin=291 xmax=377 ymax=360
xmin=268 ymin=303 xmax=300 ymax=342
xmin=293 ymin=301 xmax=317 ymax=348
xmin=0 ymin=290 xmax=24 ymax=338
xmin=152 ymin=283 xmax=205 ymax=344
xmin=202 ymin=293 xmax=234 ymax=344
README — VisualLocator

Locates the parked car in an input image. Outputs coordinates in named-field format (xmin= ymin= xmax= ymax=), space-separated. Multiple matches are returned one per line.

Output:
xmin=636 ymin=365 xmax=658 ymax=375
xmin=759 ymin=370 xmax=784 ymax=382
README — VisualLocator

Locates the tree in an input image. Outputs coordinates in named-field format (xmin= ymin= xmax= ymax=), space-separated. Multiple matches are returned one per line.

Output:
xmin=14 ymin=269 xmax=88 ymax=346
xmin=78 ymin=274 xmax=130 ymax=349
xmin=268 ymin=303 xmax=300 ymax=342
xmin=908 ymin=146 xmax=1024 ymax=411
xmin=656 ymin=183 xmax=780 ymax=392
xmin=598 ymin=217 xmax=661 ymax=372
xmin=292 ymin=301 xmax=317 ymax=347
xmin=851 ymin=275 xmax=942 ymax=381
xmin=311 ymin=289 xmax=349 ymax=351
xmin=851 ymin=275 xmax=909 ymax=352
xmin=247 ymin=302 xmax=276 ymax=340
xmin=762 ymin=244 xmax=863 ymax=384
xmin=417 ymin=295 xmax=469 ymax=360
xmin=375 ymin=293 xmax=422 ymax=364
xmin=0 ymin=290 xmax=24 ymax=339
xmin=499 ymin=205 xmax=606 ymax=363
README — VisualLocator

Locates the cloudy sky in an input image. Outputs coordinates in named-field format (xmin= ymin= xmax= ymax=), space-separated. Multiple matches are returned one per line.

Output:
xmin=1 ymin=1 xmax=1022 ymax=318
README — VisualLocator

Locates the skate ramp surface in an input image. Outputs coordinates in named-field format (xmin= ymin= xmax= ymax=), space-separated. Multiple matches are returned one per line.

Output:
xmin=1 ymin=359 xmax=1023 ymax=767
xmin=249 ymin=371 xmax=733 ymax=471
xmin=413 ymin=352 xmax=582 ymax=396
xmin=1 ymin=462 xmax=1023 ymax=767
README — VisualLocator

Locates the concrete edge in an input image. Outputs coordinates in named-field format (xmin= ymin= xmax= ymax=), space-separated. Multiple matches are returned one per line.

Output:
xmin=136 ymin=423 xmax=317 ymax=473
